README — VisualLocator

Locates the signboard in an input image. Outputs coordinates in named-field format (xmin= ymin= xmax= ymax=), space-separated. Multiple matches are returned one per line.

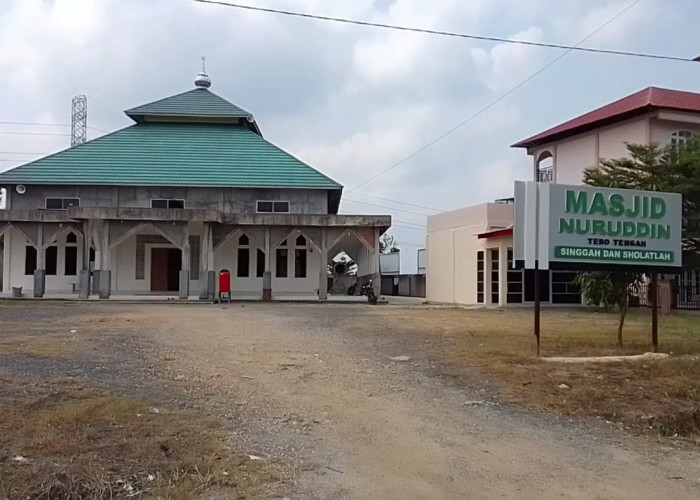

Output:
xmin=514 ymin=181 xmax=682 ymax=271
xmin=379 ymin=252 xmax=400 ymax=275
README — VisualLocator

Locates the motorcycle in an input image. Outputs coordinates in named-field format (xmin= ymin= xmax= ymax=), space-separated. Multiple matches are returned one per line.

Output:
xmin=362 ymin=279 xmax=378 ymax=305
xmin=347 ymin=280 xmax=378 ymax=305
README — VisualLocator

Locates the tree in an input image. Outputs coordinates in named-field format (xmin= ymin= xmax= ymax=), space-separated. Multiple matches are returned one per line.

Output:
xmin=573 ymin=271 xmax=643 ymax=347
xmin=583 ymin=140 xmax=700 ymax=253
xmin=580 ymin=140 xmax=700 ymax=346
xmin=379 ymin=233 xmax=400 ymax=254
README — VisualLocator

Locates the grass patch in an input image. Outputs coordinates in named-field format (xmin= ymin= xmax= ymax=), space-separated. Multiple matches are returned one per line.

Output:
xmin=377 ymin=307 xmax=700 ymax=439
xmin=0 ymin=377 xmax=285 ymax=499
xmin=0 ymin=337 xmax=73 ymax=358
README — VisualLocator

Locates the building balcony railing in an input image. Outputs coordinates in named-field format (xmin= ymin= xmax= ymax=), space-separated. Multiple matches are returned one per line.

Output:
xmin=538 ymin=168 xmax=554 ymax=183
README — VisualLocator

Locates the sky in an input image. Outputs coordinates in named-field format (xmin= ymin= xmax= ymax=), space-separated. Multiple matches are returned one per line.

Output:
xmin=1 ymin=0 xmax=699 ymax=272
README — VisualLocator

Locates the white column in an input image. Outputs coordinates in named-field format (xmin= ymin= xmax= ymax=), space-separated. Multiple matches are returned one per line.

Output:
xmin=499 ymin=242 xmax=508 ymax=307
xmin=319 ymin=227 xmax=328 ymax=300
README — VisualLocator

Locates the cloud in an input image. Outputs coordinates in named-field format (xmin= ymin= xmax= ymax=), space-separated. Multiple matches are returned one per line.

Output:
xmin=0 ymin=0 xmax=695 ymax=267
xmin=470 ymin=26 xmax=545 ymax=92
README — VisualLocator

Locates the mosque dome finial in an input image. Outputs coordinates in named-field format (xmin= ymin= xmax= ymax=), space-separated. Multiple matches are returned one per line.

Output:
xmin=195 ymin=55 xmax=211 ymax=88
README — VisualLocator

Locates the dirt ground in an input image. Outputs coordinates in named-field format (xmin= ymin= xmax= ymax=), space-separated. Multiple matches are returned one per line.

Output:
xmin=2 ymin=301 xmax=700 ymax=499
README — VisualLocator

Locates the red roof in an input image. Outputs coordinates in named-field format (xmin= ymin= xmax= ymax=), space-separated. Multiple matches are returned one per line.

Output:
xmin=477 ymin=227 xmax=513 ymax=239
xmin=512 ymin=87 xmax=700 ymax=149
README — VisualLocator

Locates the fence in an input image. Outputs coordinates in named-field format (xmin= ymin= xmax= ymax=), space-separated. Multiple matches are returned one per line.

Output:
xmin=635 ymin=284 xmax=700 ymax=310
xmin=380 ymin=274 xmax=426 ymax=298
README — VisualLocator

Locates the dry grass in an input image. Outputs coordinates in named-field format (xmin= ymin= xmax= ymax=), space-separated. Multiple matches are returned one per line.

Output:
xmin=0 ymin=377 xmax=285 ymax=499
xmin=0 ymin=334 xmax=74 ymax=358
xmin=380 ymin=307 xmax=700 ymax=439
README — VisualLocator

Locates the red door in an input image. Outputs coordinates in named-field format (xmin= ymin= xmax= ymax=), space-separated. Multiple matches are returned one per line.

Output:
xmin=151 ymin=248 xmax=169 ymax=291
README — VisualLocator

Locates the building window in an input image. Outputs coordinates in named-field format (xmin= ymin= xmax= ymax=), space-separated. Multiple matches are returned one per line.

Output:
xmin=295 ymin=250 xmax=307 ymax=278
xmin=490 ymin=248 xmax=499 ymax=304
xmin=151 ymin=199 xmax=185 ymax=209
xmin=237 ymin=234 xmax=250 ymax=278
xmin=507 ymin=249 xmax=523 ymax=304
xmin=256 ymin=201 xmax=290 ymax=213
xmin=237 ymin=249 xmax=250 ymax=277
xmin=276 ymin=248 xmax=288 ymax=278
xmin=476 ymin=250 xmax=484 ymax=303
xmin=45 ymin=198 xmax=79 ymax=210
xmin=45 ymin=246 xmax=58 ymax=276
xmin=551 ymin=271 xmax=581 ymax=304
xmin=256 ymin=249 xmax=266 ymax=278
xmin=64 ymin=232 xmax=78 ymax=276
xmin=670 ymin=130 xmax=693 ymax=147
xmin=25 ymin=246 xmax=37 ymax=275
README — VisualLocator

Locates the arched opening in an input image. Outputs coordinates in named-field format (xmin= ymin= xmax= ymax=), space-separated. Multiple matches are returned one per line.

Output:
xmin=536 ymin=151 xmax=554 ymax=182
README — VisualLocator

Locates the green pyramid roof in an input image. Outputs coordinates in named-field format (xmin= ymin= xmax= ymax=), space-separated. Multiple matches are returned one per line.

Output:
xmin=0 ymin=122 xmax=341 ymax=189
xmin=125 ymin=88 xmax=255 ymax=123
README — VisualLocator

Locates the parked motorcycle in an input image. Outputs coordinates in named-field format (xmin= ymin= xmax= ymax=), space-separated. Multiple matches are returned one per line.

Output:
xmin=362 ymin=279 xmax=378 ymax=305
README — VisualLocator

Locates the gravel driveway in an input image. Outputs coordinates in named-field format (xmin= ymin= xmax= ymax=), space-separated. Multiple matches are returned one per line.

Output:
xmin=2 ymin=301 xmax=700 ymax=499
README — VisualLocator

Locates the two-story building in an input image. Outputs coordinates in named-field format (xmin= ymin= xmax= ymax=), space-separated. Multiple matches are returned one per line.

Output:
xmin=426 ymin=86 xmax=700 ymax=306
xmin=0 ymin=72 xmax=390 ymax=300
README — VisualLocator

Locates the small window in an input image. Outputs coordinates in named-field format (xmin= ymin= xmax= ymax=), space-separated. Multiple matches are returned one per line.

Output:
xmin=46 ymin=198 xmax=63 ymax=209
xmin=671 ymin=130 xmax=693 ymax=147
xmin=295 ymin=249 xmax=307 ymax=278
xmin=45 ymin=246 xmax=58 ymax=276
xmin=237 ymin=248 xmax=250 ymax=278
xmin=66 ymin=232 xmax=77 ymax=244
xmin=278 ymin=238 xmax=287 ymax=247
xmin=256 ymin=201 xmax=290 ymax=213
xmin=276 ymin=248 xmax=288 ymax=278
xmin=239 ymin=234 xmax=249 ymax=246
xmin=64 ymin=246 xmax=78 ymax=276
xmin=256 ymin=249 xmax=266 ymax=278
xmin=25 ymin=246 xmax=37 ymax=275
xmin=151 ymin=199 xmax=184 ymax=209
xmin=295 ymin=235 xmax=306 ymax=246
xmin=45 ymin=198 xmax=79 ymax=210
xmin=257 ymin=201 xmax=273 ymax=213
xmin=273 ymin=201 xmax=289 ymax=213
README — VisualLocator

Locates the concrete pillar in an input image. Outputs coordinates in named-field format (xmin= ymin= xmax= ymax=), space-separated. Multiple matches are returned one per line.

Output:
xmin=96 ymin=220 xmax=111 ymax=299
xmin=33 ymin=270 xmax=46 ymax=298
xmin=319 ymin=227 xmax=328 ymax=300
xmin=96 ymin=270 xmax=111 ymax=299
xmin=199 ymin=222 xmax=215 ymax=300
xmin=263 ymin=227 xmax=272 ymax=301
xmin=485 ymin=248 xmax=493 ymax=305
xmin=498 ymin=243 xmax=508 ymax=307
xmin=372 ymin=228 xmax=381 ymax=297
xmin=1 ymin=230 xmax=9 ymax=294
xmin=34 ymin=223 xmax=45 ymax=298
xmin=79 ymin=220 xmax=91 ymax=299
xmin=179 ymin=228 xmax=190 ymax=300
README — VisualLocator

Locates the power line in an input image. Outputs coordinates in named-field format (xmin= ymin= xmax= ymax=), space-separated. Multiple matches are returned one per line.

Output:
xmin=194 ymin=0 xmax=696 ymax=63
xmin=0 ymin=131 xmax=70 ymax=137
xmin=0 ymin=151 xmax=51 ymax=155
xmin=0 ymin=120 xmax=107 ymax=132
xmin=345 ymin=192 xmax=444 ymax=212
xmin=342 ymin=196 xmax=433 ymax=216
xmin=347 ymin=0 xmax=641 ymax=192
